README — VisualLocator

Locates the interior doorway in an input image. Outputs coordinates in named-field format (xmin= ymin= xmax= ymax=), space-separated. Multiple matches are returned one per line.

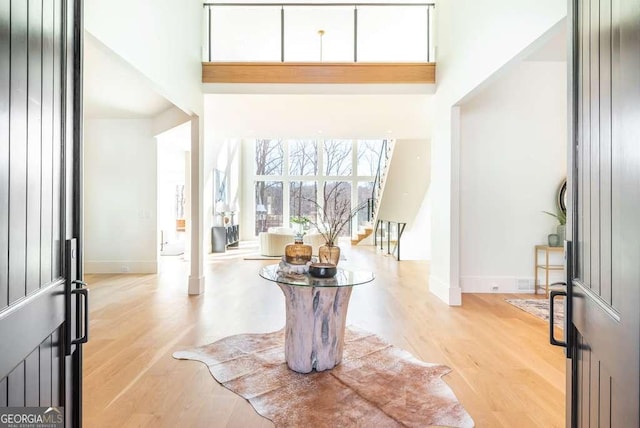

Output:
xmin=156 ymin=122 xmax=190 ymax=257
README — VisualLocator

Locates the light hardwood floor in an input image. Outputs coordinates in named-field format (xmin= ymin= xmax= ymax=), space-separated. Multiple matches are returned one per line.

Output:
xmin=84 ymin=244 xmax=565 ymax=427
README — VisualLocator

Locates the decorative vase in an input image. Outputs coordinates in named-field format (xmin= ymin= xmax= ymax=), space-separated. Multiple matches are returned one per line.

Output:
xmin=556 ymin=224 xmax=566 ymax=243
xmin=285 ymin=238 xmax=313 ymax=265
xmin=318 ymin=244 xmax=340 ymax=266
xmin=548 ymin=233 xmax=560 ymax=247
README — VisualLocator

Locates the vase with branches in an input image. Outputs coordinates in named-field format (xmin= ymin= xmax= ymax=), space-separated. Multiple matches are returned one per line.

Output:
xmin=305 ymin=184 xmax=365 ymax=265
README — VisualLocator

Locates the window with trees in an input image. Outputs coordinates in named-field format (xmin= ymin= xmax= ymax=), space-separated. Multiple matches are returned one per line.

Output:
xmin=253 ymin=139 xmax=385 ymax=236
xmin=289 ymin=140 xmax=318 ymax=176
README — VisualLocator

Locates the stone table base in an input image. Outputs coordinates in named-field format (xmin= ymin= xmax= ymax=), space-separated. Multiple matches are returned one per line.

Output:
xmin=278 ymin=283 xmax=353 ymax=373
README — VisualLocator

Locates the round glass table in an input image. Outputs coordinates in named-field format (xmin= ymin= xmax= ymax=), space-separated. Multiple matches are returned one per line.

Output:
xmin=259 ymin=264 xmax=374 ymax=373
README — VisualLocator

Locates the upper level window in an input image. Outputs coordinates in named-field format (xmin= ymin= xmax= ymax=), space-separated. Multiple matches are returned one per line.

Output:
xmin=255 ymin=139 xmax=284 ymax=175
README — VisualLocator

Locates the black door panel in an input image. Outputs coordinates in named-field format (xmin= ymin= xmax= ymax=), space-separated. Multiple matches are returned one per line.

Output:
xmin=0 ymin=0 xmax=84 ymax=426
xmin=568 ymin=0 xmax=640 ymax=425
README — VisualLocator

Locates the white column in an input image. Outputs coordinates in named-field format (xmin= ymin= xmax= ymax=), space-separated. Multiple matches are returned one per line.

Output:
xmin=188 ymin=116 xmax=205 ymax=295
xmin=429 ymin=105 xmax=462 ymax=306
xmin=184 ymin=150 xmax=191 ymax=260
xmin=448 ymin=106 xmax=462 ymax=305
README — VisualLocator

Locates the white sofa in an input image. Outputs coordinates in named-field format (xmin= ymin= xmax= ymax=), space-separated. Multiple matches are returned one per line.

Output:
xmin=259 ymin=228 xmax=295 ymax=256
xmin=259 ymin=227 xmax=326 ymax=257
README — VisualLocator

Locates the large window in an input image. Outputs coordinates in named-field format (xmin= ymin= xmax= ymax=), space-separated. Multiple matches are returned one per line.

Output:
xmin=255 ymin=181 xmax=283 ymax=234
xmin=357 ymin=140 xmax=383 ymax=176
xmin=323 ymin=181 xmax=352 ymax=237
xmin=290 ymin=181 xmax=318 ymax=223
xmin=289 ymin=140 xmax=318 ymax=176
xmin=357 ymin=181 xmax=375 ymax=226
xmin=324 ymin=140 xmax=352 ymax=176
xmin=253 ymin=139 xmax=385 ymax=237
xmin=255 ymin=139 xmax=284 ymax=176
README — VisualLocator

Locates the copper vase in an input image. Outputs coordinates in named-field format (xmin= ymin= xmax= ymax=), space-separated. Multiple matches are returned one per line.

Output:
xmin=318 ymin=244 xmax=340 ymax=266
xmin=285 ymin=238 xmax=313 ymax=265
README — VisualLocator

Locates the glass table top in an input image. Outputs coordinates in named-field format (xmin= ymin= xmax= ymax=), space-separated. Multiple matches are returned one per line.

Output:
xmin=259 ymin=264 xmax=374 ymax=288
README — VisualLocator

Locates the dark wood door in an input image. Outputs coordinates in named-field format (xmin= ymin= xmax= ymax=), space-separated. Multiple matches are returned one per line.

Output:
xmin=566 ymin=0 xmax=640 ymax=425
xmin=0 ymin=0 xmax=85 ymax=426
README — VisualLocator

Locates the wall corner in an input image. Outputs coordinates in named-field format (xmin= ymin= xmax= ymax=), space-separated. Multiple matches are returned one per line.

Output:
xmin=429 ymin=274 xmax=462 ymax=306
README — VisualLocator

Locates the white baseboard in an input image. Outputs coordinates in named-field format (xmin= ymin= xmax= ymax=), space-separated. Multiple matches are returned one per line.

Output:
xmin=84 ymin=260 xmax=158 ymax=274
xmin=460 ymin=275 xmax=541 ymax=293
xmin=429 ymin=274 xmax=462 ymax=306
xmin=188 ymin=275 xmax=205 ymax=295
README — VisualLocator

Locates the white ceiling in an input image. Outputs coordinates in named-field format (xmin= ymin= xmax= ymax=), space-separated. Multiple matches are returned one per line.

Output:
xmin=83 ymin=32 xmax=173 ymax=119
xmin=204 ymin=93 xmax=433 ymax=139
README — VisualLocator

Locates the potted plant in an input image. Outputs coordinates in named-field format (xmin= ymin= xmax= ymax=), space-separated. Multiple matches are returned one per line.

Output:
xmin=290 ymin=215 xmax=310 ymax=239
xmin=543 ymin=209 xmax=567 ymax=245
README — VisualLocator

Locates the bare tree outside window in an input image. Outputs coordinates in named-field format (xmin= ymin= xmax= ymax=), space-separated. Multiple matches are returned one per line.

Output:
xmin=290 ymin=181 xmax=318 ymax=223
xmin=255 ymin=181 xmax=283 ymax=234
xmin=175 ymin=185 xmax=185 ymax=218
xmin=255 ymin=139 xmax=284 ymax=175
xmin=324 ymin=140 xmax=352 ymax=176
xmin=357 ymin=140 xmax=383 ymax=176
xmin=255 ymin=140 xmax=285 ymax=234
xmin=323 ymin=181 xmax=352 ymax=237
xmin=252 ymin=138 xmax=387 ymax=237
xmin=289 ymin=140 xmax=318 ymax=176
xmin=357 ymin=181 xmax=374 ymax=225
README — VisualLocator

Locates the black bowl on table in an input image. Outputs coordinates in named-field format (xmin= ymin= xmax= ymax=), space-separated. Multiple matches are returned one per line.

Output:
xmin=308 ymin=263 xmax=337 ymax=279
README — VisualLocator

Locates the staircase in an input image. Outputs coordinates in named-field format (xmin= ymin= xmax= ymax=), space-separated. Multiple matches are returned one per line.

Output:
xmin=351 ymin=140 xmax=395 ymax=246
xmin=370 ymin=140 xmax=395 ymax=224
xmin=352 ymin=139 xmax=431 ymax=261
xmin=350 ymin=223 xmax=374 ymax=245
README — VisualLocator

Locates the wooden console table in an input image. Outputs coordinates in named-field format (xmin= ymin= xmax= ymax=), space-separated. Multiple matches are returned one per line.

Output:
xmin=534 ymin=245 xmax=565 ymax=297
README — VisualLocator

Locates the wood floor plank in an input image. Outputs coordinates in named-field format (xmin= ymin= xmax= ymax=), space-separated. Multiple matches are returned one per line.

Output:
xmin=84 ymin=245 xmax=565 ymax=427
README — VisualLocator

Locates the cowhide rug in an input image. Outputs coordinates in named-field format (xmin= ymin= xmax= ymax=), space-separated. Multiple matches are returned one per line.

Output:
xmin=173 ymin=327 xmax=474 ymax=427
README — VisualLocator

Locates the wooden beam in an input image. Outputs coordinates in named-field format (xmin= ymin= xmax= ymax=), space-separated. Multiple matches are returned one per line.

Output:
xmin=202 ymin=62 xmax=436 ymax=84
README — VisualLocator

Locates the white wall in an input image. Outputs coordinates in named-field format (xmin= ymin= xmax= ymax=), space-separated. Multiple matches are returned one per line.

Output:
xmin=84 ymin=119 xmax=158 ymax=273
xmin=85 ymin=0 xmax=203 ymax=116
xmin=429 ymin=2 xmax=567 ymax=304
xmin=376 ymin=139 xmax=431 ymax=260
xmin=203 ymin=94 xmax=432 ymax=140
xmin=152 ymin=106 xmax=191 ymax=137
xmin=398 ymin=189 xmax=432 ymax=261
xmin=459 ymin=60 xmax=566 ymax=293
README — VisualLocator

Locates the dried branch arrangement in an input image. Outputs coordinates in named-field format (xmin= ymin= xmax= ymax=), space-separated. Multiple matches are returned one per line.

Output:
xmin=305 ymin=184 xmax=367 ymax=246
